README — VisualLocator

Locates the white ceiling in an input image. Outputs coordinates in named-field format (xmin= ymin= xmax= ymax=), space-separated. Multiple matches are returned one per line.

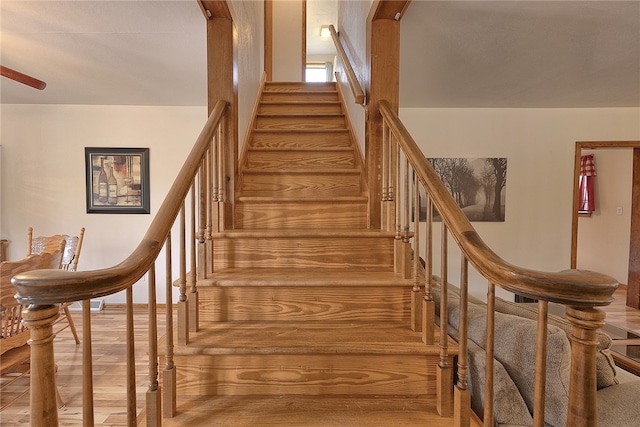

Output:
xmin=1 ymin=0 xmax=639 ymax=108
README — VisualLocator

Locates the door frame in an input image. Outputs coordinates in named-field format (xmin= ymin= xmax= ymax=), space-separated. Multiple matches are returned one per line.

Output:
xmin=571 ymin=140 xmax=640 ymax=308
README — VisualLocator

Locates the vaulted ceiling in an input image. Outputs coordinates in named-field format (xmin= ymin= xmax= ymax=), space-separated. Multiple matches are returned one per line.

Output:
xmin=1 ymin=1 xmax=638 ymax=108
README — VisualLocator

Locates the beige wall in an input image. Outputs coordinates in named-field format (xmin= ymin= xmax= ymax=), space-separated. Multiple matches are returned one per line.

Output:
xmin=229 ymin=0 xmax=265 ymax=151
xmin=272 ymin=0 xmax=304 ymax=81
xmin=577 ymin=148 xmax=633 ymax=284
xmin=335 ymin=0 xmax=372 ymax=158
xmin=400 ymin=107 xmax=640 ymax=300
xmin=0 ymin=104 xmax=206 ymax=304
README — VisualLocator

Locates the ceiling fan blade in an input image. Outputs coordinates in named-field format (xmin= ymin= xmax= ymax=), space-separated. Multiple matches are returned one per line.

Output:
xmin=0 ymin=65 xmax=47 ymax=90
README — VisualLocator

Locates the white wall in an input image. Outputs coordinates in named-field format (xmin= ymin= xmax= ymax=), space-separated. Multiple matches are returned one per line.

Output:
xmin=0 ymin=104 xmax=207 ymax=304
xmin=577 ymin=148 xmax=633 ymax=284
xmin=336 ymin=0 xmax=372 ymax=157
xmin=272 ymin=0 xmax=304 ymax=81
xmin=229 ymin=0 xmax=265 ymax=151
xmin=400 ymin=107 xmax=640 ymax=301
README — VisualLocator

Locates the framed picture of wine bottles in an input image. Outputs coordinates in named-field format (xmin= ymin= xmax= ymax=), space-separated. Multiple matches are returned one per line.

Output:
xmin=85 ymin=147 xmax=150 ymax=214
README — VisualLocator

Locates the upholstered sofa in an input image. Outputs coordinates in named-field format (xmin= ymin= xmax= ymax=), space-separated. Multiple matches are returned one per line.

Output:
xmin=432 ymin=283 xmax=640 ymax=427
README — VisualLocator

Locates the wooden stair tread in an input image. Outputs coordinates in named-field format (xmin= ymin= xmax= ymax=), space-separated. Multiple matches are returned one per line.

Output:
xmin=260 ymin=101 xmax=341 ymax=105
xmin=152 ymin=395 xmax=481 ymax=427
xmin=252 ymin=128 xmax=349 ymax=134
xmin=242 ymin=168 xmax=361 ymax=174
xmin=237 ymin=196 xmax=368 ymax=203
xmin=171 ymin=321 xmax=454 ymax=356
xmin=248 ymin=146 xmax=353 ymax=152
xmin=195 ymin=267 xmax=413 ymax=287
xmin=211 ymin=229 xmax=395 ymax=238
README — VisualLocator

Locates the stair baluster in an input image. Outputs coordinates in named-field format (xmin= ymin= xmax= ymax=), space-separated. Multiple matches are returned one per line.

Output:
xmin=146 ymin=264 xmax=161 ymax=424
xmin=164 ymin=232 xmax=177 ymax=418
xmin=423 ymin=194 xmax=436 ymax=345
xmin=411 ymin=171 xmax=423 ymax=333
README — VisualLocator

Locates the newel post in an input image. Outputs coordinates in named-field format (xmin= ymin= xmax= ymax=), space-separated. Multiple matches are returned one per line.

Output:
xmin=564 ymin=306 xmax=605 ymax=427
xmin=22 ymin=304 xmax=60 ymax=427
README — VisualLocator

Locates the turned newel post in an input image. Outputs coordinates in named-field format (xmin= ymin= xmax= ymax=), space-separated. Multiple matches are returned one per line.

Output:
xmin=22 ymin=304 xmax=60 ymax=427
xmin=565 ymin=306 xmax=605 ymax=427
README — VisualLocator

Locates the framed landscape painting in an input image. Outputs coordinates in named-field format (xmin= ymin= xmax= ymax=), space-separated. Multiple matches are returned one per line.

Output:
xmin=85 ymin=147 xmax=150 ymax=214
xmin=425 ymin=157 xmax=507 ymax=222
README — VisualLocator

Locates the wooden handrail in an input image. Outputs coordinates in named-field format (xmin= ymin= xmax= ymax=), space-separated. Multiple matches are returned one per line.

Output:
xmin=329 ymin=25 xmax=366 ymax=105
xmin=378 ymin=99 xmax=617 ymax=307
xmin=12 ymin=100 xmax=228 ymax=305
xmin=380 ymin=98 xmax=617 ymax=425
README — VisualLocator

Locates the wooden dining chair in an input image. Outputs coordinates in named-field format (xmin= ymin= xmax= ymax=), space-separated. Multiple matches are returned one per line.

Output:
xmin=27 ymin=227 xmax=85 ymax=344
xmin=1 ymin=248 xmax=65 ymax=409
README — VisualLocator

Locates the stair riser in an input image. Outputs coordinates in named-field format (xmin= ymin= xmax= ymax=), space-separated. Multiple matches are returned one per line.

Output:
xmin=264 ymin=83 xmax=336 ymax=92
xmin=172 ymin=354 xmax=437 ymax=396
xmin=239 ymin=173 xmax=363 ymax=198
xmin=256 ymin=116 xmax=346 ymax=130
xmin=262 ymin=92 xmax=338 ymax=102
xmin=199 ymin=286 xmax=411 ymax=322
xmin=259 ymin=103 xmax=342 ymax=115
xmin=212 ymin=237 xmax=394 ymax=269
xmin=245 ymin=150 xmax=357 ymax=170
xmin=236 ymin=202 xmax=368 ymax=229
xmin=251 ymin=131 xmax=352 ymax=149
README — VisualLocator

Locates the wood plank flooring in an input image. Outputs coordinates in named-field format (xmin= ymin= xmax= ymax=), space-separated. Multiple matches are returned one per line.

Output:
xmin=1 ymin=285 xmax=638 ymax=426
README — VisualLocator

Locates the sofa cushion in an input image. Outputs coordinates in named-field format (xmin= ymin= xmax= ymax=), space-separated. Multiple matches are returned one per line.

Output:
xmin=448 ymin=302 xmax=572 ymax=427
xmin=494 ymin=297 xmax=618 ymax=389
xmin=596 ymin=377 xmax=640 ymax=426
xmin=463 ymin=333 xmax=534 ymax=426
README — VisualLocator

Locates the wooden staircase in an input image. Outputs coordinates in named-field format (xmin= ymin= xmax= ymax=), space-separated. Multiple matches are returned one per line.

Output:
xmin=170 ymin=82 xmax=459 ymax=423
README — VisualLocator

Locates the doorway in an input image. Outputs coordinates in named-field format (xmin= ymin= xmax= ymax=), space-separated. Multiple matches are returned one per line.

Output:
xmin=571 ymin=141 xmax=640 ymax=309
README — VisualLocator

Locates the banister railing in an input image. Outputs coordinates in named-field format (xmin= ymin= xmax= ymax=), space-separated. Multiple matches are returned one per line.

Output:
xmin=329 ymin=24 xmax=366 ymax=105
xmin=13 ymin=100 xmax=229 ymax=427
xmin=378 ymin=99 xmax=618 ymax=426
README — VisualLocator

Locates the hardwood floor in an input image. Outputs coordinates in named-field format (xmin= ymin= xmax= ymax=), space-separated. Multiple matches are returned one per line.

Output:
xmin=1 ymin=285 xmax=637 ymax=426
xmin=602 ymin=285 xmax=640 ymax=334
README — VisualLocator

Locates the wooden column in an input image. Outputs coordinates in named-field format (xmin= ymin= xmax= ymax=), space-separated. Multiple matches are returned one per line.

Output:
xmin=565 ymin=306 xmax=605 ymax=427
xmin=204 ymin=1 xmax=237 ymax=229
xmin=22 ymin=304 xmax=60 ymax=427
xmin=366 ymin=1 xmax=409 ymax=229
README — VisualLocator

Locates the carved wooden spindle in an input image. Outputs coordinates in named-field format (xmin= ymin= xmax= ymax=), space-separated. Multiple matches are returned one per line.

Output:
xmin=198 ymin=161 xmax=206 ymax=244
xmin=423 ymin=195 xmax=435 ymax=345
xmin=205 ymin=148 xmax=213 ymax=241
xmin=146 ymin=264 xmax=161 ymax=425
xmin=82 ymin=299 xmax=95 ymax=426
xmin=389 ymin=135 xmax=396 ymax=205
xmin=565 ymin=306 xmax=605 ymax=427
xmin=189 ymin=183 xmax=199 ymax=333
xmin=437 ymin=222 xmax=452 ymax=416
xmin=23 ymin=304 xmax=59 ymax=427
xmin=217 ymin=123 xmax=226 ymax=230
xmin=382 ymin=121 xmax=389 ymax=203
xmin=394 ymin=142 xmax=401 ymax=242
xmin=454 ymin=256 xmax=471 ymax=427
xmin=533 ymin=300 xmax=549 ymax=427
xmin=484 ymin=282 xmax=496 ymax=427
xmin=126 ymin=287 xmax=137 ymax=426
xmin=178 ymin=202 xmax=189 ymax=345
xmin=164 ymin=232 xmax=177 ymax=417
xmin=212 ymin=129 xmax=219 ymax=203
xmin=400 ymin=159 xmax=412 ymax=279
xmin=411 ymin=172 xmax=422 ymax=332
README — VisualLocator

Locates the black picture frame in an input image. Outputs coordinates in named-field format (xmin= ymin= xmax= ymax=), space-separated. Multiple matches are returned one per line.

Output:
xmin=85 ymin=147 xmax=150 ymax=214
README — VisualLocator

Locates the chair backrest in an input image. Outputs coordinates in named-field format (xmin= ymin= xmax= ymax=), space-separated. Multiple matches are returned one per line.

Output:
xmin=28 ymin=227 xmax=85 ymax=271
xmin=1 ymin=249 xmax=64 ymax=353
